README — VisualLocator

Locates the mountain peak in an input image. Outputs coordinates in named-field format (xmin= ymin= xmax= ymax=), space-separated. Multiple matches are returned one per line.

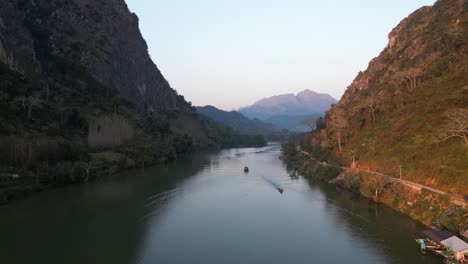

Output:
xmin=239 ymin=90 xmax=337 ymax=120
xmin=297 ymin=89 xmax=337 ymax=104
xmin=297 ymin=89 xmax=319 ymax=96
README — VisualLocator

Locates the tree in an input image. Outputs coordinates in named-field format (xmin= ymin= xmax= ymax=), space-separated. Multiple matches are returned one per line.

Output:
xmin=315 ymin=117 xmax=326 ymax=130
xmin=368 ymin=96 xmax=377 ymax=126
xmin=15 ymin=95 xmax=42 ymax=120
xmin=26 ymin=96 xmax=42 ymax=120
xmin=329 ymin=107 xmax=348 ymax=151
xmin=395 ymin=68 xmax=423 ymax=93
xmin=436 ymin=108 xmax=468 ymax=147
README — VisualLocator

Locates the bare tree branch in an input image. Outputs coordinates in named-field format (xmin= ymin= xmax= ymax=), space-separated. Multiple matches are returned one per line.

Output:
xmin=435 ymin=108 xmax=468 ymax=147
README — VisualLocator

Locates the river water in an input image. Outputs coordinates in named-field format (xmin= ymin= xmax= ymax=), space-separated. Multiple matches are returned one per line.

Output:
xmin=0 ymin=143 xmax=440 ymax=264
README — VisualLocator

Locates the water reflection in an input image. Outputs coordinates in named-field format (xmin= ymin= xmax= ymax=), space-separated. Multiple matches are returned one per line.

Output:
xmin=0 ymin=144 xmax=440 ymax=264
xmin=0 ymin=153 xmax=211 ymax=264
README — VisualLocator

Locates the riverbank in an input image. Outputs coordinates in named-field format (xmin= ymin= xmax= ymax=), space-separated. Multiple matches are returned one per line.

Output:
xmin=282 ymin=144 xmax=468 ymax=238
xmin=0 ymin=139 xmax=267 ymax=205
xmin=0 ymin=144 xmax=443 ymax=264
xmin=0 ymin=149 xmax=163 ymax=204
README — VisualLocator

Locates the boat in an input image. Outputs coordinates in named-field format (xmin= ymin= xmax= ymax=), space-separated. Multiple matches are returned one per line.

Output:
xmin=416 ymin=238 xmax=427 ymax=255
xmin=421 ymin=243 xmax=427 ymax=255
xmin=428 ymin=249 xmax=444 ymax=255
xmin=244 ymin=167 xmax=249 ymax=173
xmin=277 ymin=187 xmax=284 ymax=194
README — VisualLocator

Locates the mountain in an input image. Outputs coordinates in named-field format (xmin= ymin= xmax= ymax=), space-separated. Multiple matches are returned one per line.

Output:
xmin=239 ymin=89 xmax=337 ymax=120
xmin=0 ymin=0 xmax=265 ymax=203
xmin=239 ymin=89 xmax=336 ymax=131
xmin=0 ymin=0 xmax=180 ymax=112
xmin=196 ymin=105 xmax=278 ymax=137
xmin=319 ymin=0 xmax=467 ymax=195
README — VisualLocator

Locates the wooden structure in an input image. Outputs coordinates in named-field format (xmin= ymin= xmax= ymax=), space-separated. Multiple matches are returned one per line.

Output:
xmin=440 ymin=236 xmax=468 ymax=261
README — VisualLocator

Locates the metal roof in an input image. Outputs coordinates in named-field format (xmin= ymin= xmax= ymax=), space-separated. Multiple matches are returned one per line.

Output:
xmin=440 ymin=236 xmax=468 ymax=252
xmin=423 ymin=229 xmax=454 ymax=242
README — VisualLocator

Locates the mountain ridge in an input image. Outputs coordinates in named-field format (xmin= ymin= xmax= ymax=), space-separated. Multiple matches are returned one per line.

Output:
xmin=196 ymin=105 xmax=279 ymax=138
xmin=0 ymin=0 xmax=181 ymax=112
xmin=0 ymin=0 xmax=266 ymax=203
xmin=316 ymin=0 xmax=467 ymax=194
xmin=239 ymin=89 xmax=337 ymax=120
xmin=239 ymin=89 xmax=336 ymax=131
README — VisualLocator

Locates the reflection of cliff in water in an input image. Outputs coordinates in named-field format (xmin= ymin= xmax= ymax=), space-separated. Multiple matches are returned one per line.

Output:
xmin=0 ymin=152 xmax=212 ymax=264
xmin=302 ymin=177 xmax=430 ymax=263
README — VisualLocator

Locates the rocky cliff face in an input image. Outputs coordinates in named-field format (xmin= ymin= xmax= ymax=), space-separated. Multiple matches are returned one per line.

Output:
xmin=0 ymin=0 xmax=181 ymax=111
xmin=324 ymin=0 xmax=467 ymax=194
xmin=0 ymin=0 xmax=270 ymax=203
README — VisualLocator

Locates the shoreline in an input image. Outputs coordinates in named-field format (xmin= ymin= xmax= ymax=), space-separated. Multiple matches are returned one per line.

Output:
xmin=282 ymin=147 xmax=468 ymax=238
xmin=0 ymin=142 xmax=268 ymax=205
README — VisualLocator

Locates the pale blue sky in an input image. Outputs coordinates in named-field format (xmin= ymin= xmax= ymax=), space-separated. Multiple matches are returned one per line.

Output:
xmin=126 ymin=0 xmax=436 ymax=110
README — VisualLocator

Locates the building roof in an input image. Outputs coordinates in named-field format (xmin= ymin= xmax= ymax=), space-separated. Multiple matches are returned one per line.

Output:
xmin=441 ymin=236 xmax=468 ymax=252
xmin=423 ymin=229 xmax=454 ymax=242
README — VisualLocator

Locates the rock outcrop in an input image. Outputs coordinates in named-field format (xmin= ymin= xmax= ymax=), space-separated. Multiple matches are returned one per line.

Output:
xmin=0 ymin=0 xmax=182 ymax=111
xmin=324 ymin=0 xmax=467 ymax=194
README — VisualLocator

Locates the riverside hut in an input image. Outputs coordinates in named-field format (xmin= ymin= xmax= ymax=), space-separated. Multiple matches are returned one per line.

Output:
xmin=440 ymin=236 xmax=468 ymax=260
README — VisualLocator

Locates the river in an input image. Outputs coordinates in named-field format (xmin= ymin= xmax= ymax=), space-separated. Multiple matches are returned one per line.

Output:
xmin=0 ymin=143 xmax=441 ymax=264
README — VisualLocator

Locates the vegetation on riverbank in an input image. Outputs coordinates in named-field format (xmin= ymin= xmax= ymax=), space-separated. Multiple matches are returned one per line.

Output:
xmin=0 ymin=61 xmax=265 ymax=204
xmin=282 ymin=142 xmax=468 ymax=236
xmin=281 ymin=0 xmax=468 ymax=238
xmin=0 ymin=0 xmax=270 ymax=204
xmin=321 ymin=0 xmax=467 ymax=195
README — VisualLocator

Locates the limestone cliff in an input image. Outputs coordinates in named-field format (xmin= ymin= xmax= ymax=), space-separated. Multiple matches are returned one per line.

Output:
xmin=322 ymin=0 xmax=467 ymax=194
xmin=0 ymin=0 xmax=267 ymax=203
xmin=0 ymin=0 xmax=181 ymax=111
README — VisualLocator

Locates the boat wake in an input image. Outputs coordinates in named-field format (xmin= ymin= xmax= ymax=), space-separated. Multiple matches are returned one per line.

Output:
xmin=262 ymin=176 xmax=284 ymax=194
xmin=140 ymin=187 xmax=181 ymax=221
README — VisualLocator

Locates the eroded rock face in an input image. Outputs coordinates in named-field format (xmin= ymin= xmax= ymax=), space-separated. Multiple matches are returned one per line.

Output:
xmin=0 ymin=0 xmax=181 ymax=111
xmin=0 ymin=1 xmax=41 ymax=74
xmin=337 ymin=0 xmax=465 ymax=108
xmin=323 ymin=0 xmax=467 ymax=195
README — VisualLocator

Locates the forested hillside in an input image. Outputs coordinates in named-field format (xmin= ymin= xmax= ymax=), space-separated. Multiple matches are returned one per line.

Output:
xmin=306 ymin=0 xmax=467 ymax=195
xmin=196 ymin=105 xmax=279 ymax=138
xmin=0 ymin=0 xmax=265 ymax=202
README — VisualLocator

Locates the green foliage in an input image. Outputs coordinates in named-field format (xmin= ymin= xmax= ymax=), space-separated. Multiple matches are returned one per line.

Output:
xmin=196 ymin=105 xmax=279 ymax=139
xmin=282 ymin=143 xmax=342 ymax=181
xmin=281 ymin=143 xmax=298 ymax=160
xmin=173 ymin=134 xmax=193 ymax=155
xmin=144 ymin=113 xmax=171 ymax=136
xmin=315 ymin=117 xmax=326 ymax=130
xmin=299 ymin=131 xmax=331 ymax=162
xmin=313 ymin=165 xmax=342 ymax=181
xmin=198 ymin=115 xmax=267 ymax=148
xmin=439 ymin=206 xmax=468 ymax=234
xmin=0 ymin=58 xmax=191 ymax=202
xmin=321 ymin=1 xmax=468 ymax=194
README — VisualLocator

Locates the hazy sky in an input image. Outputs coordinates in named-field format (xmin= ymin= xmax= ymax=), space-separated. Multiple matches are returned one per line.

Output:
xmin=126 ymin=0 xmax=436 ymax=110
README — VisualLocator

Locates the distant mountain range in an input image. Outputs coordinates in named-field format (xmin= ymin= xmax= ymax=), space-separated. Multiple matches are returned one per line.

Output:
xmin=239 ymin=89 xmax=337 ymax=120
xmin=239 ymin=89 xmax=337 ymax=131
xmin=196 ymin=105 xmax=279 ymax=137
